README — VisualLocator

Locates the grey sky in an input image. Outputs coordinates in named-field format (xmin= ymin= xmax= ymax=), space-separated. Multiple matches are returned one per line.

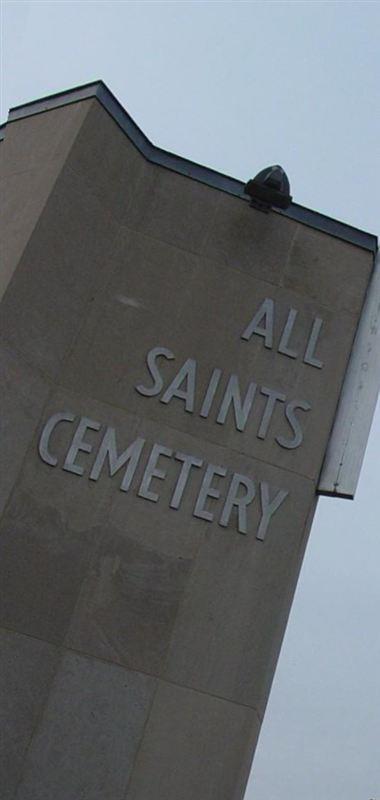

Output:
xmin=1 ymin=2 xmax=379 ymax=797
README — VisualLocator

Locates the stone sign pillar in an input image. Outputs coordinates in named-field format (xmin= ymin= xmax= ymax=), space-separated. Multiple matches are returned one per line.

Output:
xmin=1 ymin=83 xmax=378 ymax=800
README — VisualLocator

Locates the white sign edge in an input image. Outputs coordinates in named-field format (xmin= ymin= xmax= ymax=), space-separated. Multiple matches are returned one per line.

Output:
xmin=318 ymin=249 xmax=380 ymax=499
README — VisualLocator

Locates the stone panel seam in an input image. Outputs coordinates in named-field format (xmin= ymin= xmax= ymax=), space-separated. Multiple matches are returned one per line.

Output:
xmin=53 ymin=382 xmax=321 ymax=485
xmin=53 ymin=166 xmax=145 ymax=386
xmin=0 ymin=100 xmax=95 ymax=305
xmin=0 ymin=380 xmax=56 ymax=529
xmin=8 ymin=634 xmax=64 ymax=800
xmin=41 ymin=207 xmax=367 ymax=319
xmin=122 ymin=678 xmax=262 ymax=800
xmin=175 ymin=230 xmax=362 ymax=319
xmin=0 ymin=332 xmax=56 ymax=386
xmin=0 ymin=622 xmax=264 ymax=719
xmin=121 ymin=676 xmax=161 ymax=800
xmin=254 ymin=499 xmax=318 ymax=717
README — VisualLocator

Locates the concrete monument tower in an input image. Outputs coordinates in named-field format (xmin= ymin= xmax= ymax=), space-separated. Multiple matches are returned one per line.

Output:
xmin=1 ymin=82 xmax=379 ymax=799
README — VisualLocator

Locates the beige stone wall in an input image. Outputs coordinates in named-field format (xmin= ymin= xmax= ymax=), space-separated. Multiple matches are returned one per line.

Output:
xmin=0 ymin=97 xmax=373 ymax=799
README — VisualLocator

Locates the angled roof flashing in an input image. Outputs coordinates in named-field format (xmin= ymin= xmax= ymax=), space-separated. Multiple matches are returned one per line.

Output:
xmin=2 ymin=80 xmax=378 ymax=257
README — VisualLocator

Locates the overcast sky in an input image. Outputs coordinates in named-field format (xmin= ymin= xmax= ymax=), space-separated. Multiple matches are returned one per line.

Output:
xmin=1 ymin=2 xmax=379 ymax=798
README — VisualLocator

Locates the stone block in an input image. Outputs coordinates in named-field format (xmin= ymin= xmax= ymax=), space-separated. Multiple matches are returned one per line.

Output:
xmin=66 ymin=532 xmax=192 ymax=674
xmin=0 ymin=339 xmax=49 ymax=515
xmin=0 ymin=164 xmax=122 ymax=379
xmin=0 ymin=387 xmax=129 ymax=644
xmin=1 ymin=169 xmax=58 ymax=300
xmin=0 ymin=628 xmax=59 ymax=800
xmin=202 ymin=190 xmax=298 ymax=286
xmin=66 ymin=99 xmax=145 ymax=224
xmin=125 ymin=161 xmax=220 ymax=253
xmin=59 ymin=228 xmax=199 ymax=403
xmin=283 ymin=224 xmax=373 ymax=315
xmin=16 ymin=652 xmax=156 ymax=800
xmin=125 ymin=681 xmax=260 ymax=800
xmin=0 ymin=488 xmax=96 ymax=644
xmin=1 ymin=102 xmax=92 ymax=180
xmin=0 ymin=101 xmax=92 ymax=297
xmin=163 ymin=454 xmax=316 ymax=715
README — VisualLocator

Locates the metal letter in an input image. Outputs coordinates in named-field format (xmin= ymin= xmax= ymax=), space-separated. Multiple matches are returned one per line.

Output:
xmin=135 ymin=346 xmax=175 ymax=397
xmin=89 ymin=428 xmax=145 ymax=491
xmin=63 ymin=416 xmax=101 ymax=476
xmin=38 ymin=411 xmax=75 ymax=466
xmin=304 ymin=317 xmax=324 ymax=368
xmin=257 ymin=387 xmax=286 ymax=440
xmin=219 ymin=473 xmax=256 ymax=534
xmin=193 ymin=462 xmax=227 ymax=522
xmin=276 ymin=399 xmax=311 ymax=449
xmin=160 ymin=358 xmax=197 ymax=412
xmin=138 ymin=443 xmax=173 ymax=502
xmin=278 ymin=308 xmax=299 ymax=359
xmin=200 ymin=368 xmax=222 ymax=418
xmin=256 ymin=482 xmax=289 ymax=541
xmin=170 ymin=451 xmax=203 ymax=509
xmin=216 ymin=375 xmax=257 ymax=431
xmin=241 ymin=298 xmax=274 ymax=349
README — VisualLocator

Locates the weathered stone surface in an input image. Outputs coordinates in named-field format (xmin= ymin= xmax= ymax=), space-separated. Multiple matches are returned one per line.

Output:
xmin=283 ymin=224 xmax=372 ymax=315
xmin=59 ymin=228 xmax=199 ymax=406
xmin=1 ymin=169 xmax=59 ymax=300
xmin=125 ymin=681 xmax=260 ymax=800
xmin=163 ymin=455 xmax=316 ymax=714
xmin=0 ymin=101 xmax=92 ymax=299
xmin=0 ymin=164 xmax=121 ymax=379
xmin=0 ymin=628 xmax=59 ymax=800
xmin=1 ymin=102 xmax=93 ymax=181
xmin=66 ymin=532 xmax=192 ymax=674
xmin=20 ymin=388 xmax=119 ymax=532
xmin=125 ymin=161 xmax=220 ymax=253
xmin=16 ymin=653 xmax=156 ymax=800
xmin=202 ymin=190 xmax=298 ymax=285
xmin=0 ymin=488 xmax=95 ymax=644
xmin=0 ymin=338 xmax=49 ymax=515
xmin=66 ymin=99 xmax=145 ymax=224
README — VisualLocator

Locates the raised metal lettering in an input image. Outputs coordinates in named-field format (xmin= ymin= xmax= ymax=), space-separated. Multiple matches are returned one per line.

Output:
xmin=278 ymin=308 xmax=298 ymax=359
xmin=160 ymin=358 xmax=197 ymax=412
xmin=276 ymin=399 xmax=311 ymax=449
xmin=241 ymin=298 xmax=274 ymax=349
xmin=89 ymin=428 xmax=145 ymax=491
xmin=219 ymin=473 xmax=255 ymax=534
xmin=257 ymin=387 xmax=286 ymax=440
xmin=304 ymin=317 xmax=324 ymax=368
xmin=200 ymin=367 xmax=222 ymax=418
xmin=138 ymin=443 xmax=173 ymax=502
xmin=63 ymin=416 xmax=101 ymax=476
xmin=217 ymin=375 xmax=257 ymax=431
xmin=193 ymin=463 xmax=227 ymax=522
xmin=135 ymin=346 xmax=175 ymax=397
xmin=256 ymin=482 xmax=288 ymax=541
xmin=38 ymin=411 xmax=75 ymax=466
xmin=170 ymin=452 xmax=203 ymax=509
